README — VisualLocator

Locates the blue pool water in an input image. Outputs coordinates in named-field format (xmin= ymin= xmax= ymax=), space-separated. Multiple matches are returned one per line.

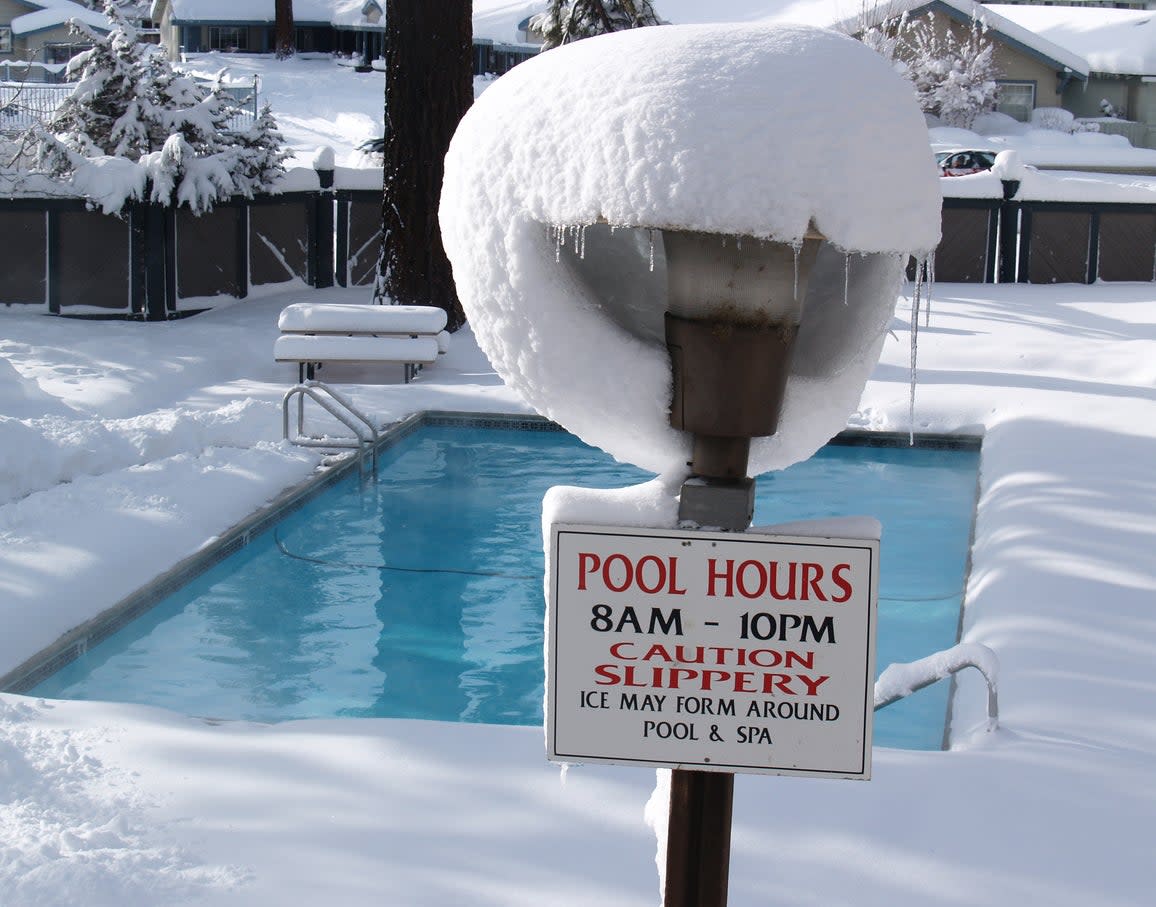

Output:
xmin=33 ymin=421 xmax=979 ymax=750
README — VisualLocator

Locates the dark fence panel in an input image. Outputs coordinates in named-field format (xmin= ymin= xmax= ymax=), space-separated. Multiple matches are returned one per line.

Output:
xmin=343 ymin=195 xmax=381 ymax=287
xmin=55 ymin=208 xmax=131 ymax=311
xmin=1024 ymin=209 xmax=1093 ymax=285
xmin=250 ymin=199 xmax=310 ymax=285
xmin=937 ymin=202 xmax=998 ymax=283
xmin=0 ymin=209 xmax=46 ymax=305
xmin=1097 ymin=210 xmax=1156 ymax=282
xmin=176 ymin=204 xmax=246 ymax=300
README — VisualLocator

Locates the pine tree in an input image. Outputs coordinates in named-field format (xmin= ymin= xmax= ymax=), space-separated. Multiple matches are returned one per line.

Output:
xmin=530 ymin=0 xmax=664 ymax=50
xmin=33 ymin=1 xmax=286 ymax=212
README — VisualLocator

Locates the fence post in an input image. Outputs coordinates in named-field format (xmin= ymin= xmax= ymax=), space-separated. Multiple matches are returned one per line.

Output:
xmin=1086 ymin=211 xmax=1101 ymax=284
xmin=142 ymin=192 xmax=169 ymax=321
xmin=335 ymin=190 xmax=349 ymax=288
xmin=313 ymin=161 xmax=336 ymax=289
xmin=997 ymin=179 xmax=1020 ymax=284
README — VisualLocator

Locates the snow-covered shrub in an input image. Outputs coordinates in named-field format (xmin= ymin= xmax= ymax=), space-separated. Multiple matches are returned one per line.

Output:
xmin=530 ymin=0 xmax=664 ymax=50
xmin=971 ymin=110 xmax=1027 ymax=136
xmin=29 ymin=1 xmax=286 ymax=214
xmin=1030 ymin=107 xmax=1076 ymax=133
xmin=860 ymin=12 xmax=999 ymax=130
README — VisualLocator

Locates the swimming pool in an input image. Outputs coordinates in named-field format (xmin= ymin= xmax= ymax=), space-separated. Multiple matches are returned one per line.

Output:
xmin=28 ymin=415 xmax=980 ymax=750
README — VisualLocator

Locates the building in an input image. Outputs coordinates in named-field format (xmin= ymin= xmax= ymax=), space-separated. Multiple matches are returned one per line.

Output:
xmin=987 ymin=4 xmax=1156 ymax=148
xmin=0 ymin=0 xmax=109 ymax=81
xmin=150 ymin=0 xmax=538 ymax=75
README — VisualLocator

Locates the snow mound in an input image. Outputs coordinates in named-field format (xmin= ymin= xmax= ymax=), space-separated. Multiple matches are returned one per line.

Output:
xmin=441 ymin=23 xmax=940 ymax=475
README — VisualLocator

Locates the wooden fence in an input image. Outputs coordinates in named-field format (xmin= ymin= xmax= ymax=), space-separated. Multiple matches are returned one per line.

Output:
xmin=0 ymin=167 xmax=383 ymax=318
xmin=930 ymin=184 xmax=1156 ymax=284
xmin=4 ymin=172 xmax=1155 ymax=320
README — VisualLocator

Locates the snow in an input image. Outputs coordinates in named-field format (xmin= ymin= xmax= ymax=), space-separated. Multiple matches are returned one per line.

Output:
xmin=987 ymin=4 xmax=1156 ymax=77
xmin=3 ymin=36 xmax=1156 ymax=907
xmin=931 ymin=121 xmax=1156 ymax=180
xmin=441 ymin=23 xmax=940 ymax=477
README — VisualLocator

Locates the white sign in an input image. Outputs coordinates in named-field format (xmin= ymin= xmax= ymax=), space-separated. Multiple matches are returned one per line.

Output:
xmin=547 ymin=524 xmax=879 ymax=779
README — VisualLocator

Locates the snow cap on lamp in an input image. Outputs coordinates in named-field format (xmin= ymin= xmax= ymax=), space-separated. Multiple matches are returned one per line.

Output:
xmin=440 ymin=23 xmax=942 ymax=477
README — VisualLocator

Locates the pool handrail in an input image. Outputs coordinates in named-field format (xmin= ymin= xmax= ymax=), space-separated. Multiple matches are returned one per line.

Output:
xmin=282 ymin=380 xmax=380 ymax=478
xmin=874 ymin=641 xmax=999 ymax=731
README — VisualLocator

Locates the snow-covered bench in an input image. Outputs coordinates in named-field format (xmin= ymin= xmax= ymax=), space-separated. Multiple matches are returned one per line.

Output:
xmin=274 ymin=302 xmax=450 ymax=384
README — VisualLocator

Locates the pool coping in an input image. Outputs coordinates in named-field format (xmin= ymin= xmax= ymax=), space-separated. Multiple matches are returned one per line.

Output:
xmin=0 ymin=411 xmax=983 ymax=718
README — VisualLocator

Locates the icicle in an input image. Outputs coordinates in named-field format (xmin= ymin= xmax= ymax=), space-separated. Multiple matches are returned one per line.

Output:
xmin=558 ymin=762 xmax=571 ymax=785
xmin=923 ymin=254 xmax=935 ymax=327
xmin=792 ymin=244 xmax=800 ymax=300
xmin=843 ymin=253 xmax=851 ymax=306
xmin=648 ymin=229 xmax=656 ymax=272
xmin=579 ymin=224 xmax=587 ymax=260
xmin=552 ymin=224 xmax=563 ymax=263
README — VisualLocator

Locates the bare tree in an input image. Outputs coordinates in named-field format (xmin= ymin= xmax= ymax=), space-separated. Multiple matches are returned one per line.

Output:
xmin=374 ymin=0 xmax=472 ymax=330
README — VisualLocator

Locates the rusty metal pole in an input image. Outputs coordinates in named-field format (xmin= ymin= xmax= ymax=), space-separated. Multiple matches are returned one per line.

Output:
xmin=665 ymin=769 xmax=736 ymax=907
xmin=660 ymin=233 xmax=811 ymax=907
xmin=664 ymin=398 xmax=757 ymax=907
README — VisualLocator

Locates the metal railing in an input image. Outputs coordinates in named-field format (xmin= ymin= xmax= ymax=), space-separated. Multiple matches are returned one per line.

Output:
xmin=282 ymin=379 xmax=379 ymax=480
xmin=874 ymin=641 xmax=999 ymax=732
xmin=1 ymin=75 xmax=259 ymax=136
xmin=1 ymin=82 xmax=71 ymax=133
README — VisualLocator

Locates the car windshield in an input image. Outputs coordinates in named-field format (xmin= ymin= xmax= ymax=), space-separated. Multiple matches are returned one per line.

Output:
xmin=937 ymin=150 xmax=995 ymax=171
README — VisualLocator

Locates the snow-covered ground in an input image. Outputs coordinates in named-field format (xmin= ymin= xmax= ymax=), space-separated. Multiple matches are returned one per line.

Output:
xmin=4 ymin=277 xmax=1155 ymax=906
xmin=3 ymin=40 xmax=1156 ymax=907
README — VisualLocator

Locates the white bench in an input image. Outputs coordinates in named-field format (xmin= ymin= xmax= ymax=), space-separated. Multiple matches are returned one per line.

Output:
xmin=274 ymin=302 xmax=450 ymax=383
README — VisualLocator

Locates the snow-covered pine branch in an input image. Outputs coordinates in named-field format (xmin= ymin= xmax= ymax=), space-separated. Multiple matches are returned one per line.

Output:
xmin=530 ymin=0 xmax=665 ymax=50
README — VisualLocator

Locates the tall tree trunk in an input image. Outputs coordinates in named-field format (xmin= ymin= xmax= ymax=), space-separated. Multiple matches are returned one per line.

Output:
xmin=274 ymin=0 xmax=295 ymax=59
xmin=376 ymin=0 xmax=472 ymax=330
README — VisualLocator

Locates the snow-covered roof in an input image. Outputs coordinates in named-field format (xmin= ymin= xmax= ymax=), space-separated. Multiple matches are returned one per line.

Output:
xmin=473 ymin=0 xmax=1091 ymax=79
xmin=9 ymin=0 xmax=110 ymax=37
xmin=472 ymin=1 xmax=544 ymax=44
xmin=987 ymin=4 xmax=1156 ymax=77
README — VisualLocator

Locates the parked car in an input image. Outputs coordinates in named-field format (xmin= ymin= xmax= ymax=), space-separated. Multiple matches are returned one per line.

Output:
xmin=936 ymin=149 xmax=997 ymax=177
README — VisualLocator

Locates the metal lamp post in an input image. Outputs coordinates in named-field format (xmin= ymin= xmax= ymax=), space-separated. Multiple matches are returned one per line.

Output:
xmin=660 ymin=227 xmax=824 ymax=907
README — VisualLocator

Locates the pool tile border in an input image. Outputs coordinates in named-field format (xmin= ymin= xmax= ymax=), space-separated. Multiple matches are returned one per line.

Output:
xmin=0 ymin=413 xmax=982 ymax=711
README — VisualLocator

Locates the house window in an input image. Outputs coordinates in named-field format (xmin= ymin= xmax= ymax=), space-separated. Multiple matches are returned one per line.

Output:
xmin=44 ymin=43 xmax=90 ymax=65
xmin=208 ymin=26 xmax=248 ymax=52
xmin=0 ymin=26 xmax=13 ymax=54
xmin=997 ymin=81 xmax=1036 ymax=123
